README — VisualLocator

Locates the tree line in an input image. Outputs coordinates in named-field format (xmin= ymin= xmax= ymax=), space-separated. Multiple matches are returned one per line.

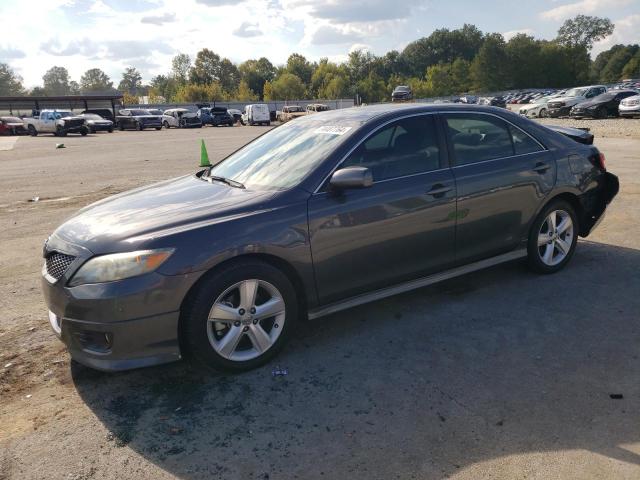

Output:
xmin=1 ymin=15 xmax=639 ymax=103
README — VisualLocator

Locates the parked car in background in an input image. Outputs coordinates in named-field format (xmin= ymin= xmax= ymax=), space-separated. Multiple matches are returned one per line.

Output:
xmin=162 ymin=108 xmax=202 ymax=128
xmin=278 ymin=105 xmax=306 ymax=122
xmin=547 ymin=85 xmax=607 ymax=117
xmin=478 ymin=96 xmax=506 ymax=108
xmin=570 ymin=90 xmax=638 ymax=119
xmin=197 ymin=107 xmax=233 ymax=127
xmin=82 ymin=109 xmax=115 ymax=122
xmin=391 ymin=85 xmax=412 ymax=102
xmin=519 ymin=96 xmax=553 ymax=118
xmin=227 ymin=108 xmax=243 ymax=125
xmin=41 ymin=103 xmax=618 ymax=373
xmin=619 ymin=94 xmax=640 ymax=118
xmin=242 ymin=104 xmax=270 ymax=126
xmin=24 ymin=110 xmax=88 ymax=137
xmin=116 ymin=109 xmax=163 ymax=131
xmin=146 ymin=109 xmax=164 ymax=117
xmin=306 ymin=104 xmax=330 ymax=113
xmin=459 ymin=94 xmax=478 ymax=104
xmin=0 ymin=116 xmax=27 ymax=135
xmin=78 ymin=113 xmax=113 ymax=133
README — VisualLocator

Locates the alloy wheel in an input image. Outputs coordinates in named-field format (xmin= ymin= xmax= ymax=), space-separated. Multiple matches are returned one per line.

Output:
xmin=207 ymin=279 xmax=286 ymax=362
xmin=537 ymin=209 xmax=574 ymax=266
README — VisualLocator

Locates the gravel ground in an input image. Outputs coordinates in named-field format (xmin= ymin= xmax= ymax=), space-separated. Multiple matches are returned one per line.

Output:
xmin=1 ymin=123 xmax=639 ymax=480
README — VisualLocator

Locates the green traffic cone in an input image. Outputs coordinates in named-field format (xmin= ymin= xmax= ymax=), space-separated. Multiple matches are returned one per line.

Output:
xmin=200 ymin=139 xmax=211 ymax=167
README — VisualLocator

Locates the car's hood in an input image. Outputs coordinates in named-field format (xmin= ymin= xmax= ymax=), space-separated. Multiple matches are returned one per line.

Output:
xmin=574 ymin=99 xmax=606 ymax=108
xmin=52 ymin=174 xmax=275 ymax=253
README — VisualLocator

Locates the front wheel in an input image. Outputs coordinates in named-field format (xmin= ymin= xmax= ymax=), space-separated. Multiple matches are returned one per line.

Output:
xmin=155 ymin=126 xmax=162 ymax=130
xmin=136 ymin=122 xmax=143 ymax=131
xmin=56 ymin=126 xmax=67 ymax=137
xmin=527 ymin=200 xmax=578 ymax=274
xmin=163 ymin=121 xmax=170 ymax=129
xmin=28 ymin=125 xmax=38 ymax=136
xmin=596 ymin=107 xmax=608 ymax=119
xmin=538 ymin=108 xmax=548 ymax=118
xmin=181 ymin=260 xmax=298 ymax=372
xmin=80 ymin=127 xmax=88 ymax=136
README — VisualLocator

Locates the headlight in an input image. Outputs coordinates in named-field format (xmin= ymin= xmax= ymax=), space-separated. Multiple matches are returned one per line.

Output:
xmin=68 ymin=249 xmax=174 ymax=286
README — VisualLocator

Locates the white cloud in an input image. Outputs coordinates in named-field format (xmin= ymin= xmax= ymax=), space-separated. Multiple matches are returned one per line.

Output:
xmin=233 ymin=21 xmax=262 ymax=37
xmin=540 ymin=0 xmax=632 ymax=21
xmin=592 ymin=14 xmax=640 ymax=55
xmin=502 ymin=29 xmax=535 ymax=41
xmin=141 ymin=13 xmax=177 ymax=25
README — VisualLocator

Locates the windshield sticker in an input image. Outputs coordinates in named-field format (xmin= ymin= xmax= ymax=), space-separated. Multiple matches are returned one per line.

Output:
xmin=314 ymin=126 xmax=352 ymax=135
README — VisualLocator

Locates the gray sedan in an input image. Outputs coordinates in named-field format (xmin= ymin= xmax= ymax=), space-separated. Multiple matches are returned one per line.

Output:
xmin=41 ymin=104 xmax=618 ymax=372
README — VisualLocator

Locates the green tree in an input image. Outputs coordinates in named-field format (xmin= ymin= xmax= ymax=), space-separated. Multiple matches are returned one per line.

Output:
xmin=42 ymin=66 xmax=72 ymax=95
xmin=234 ymin=80 xmax=258 ymax=101
xmin=150 ymin=74 xmax=177 ymax=102
xmin=356 ymin=73 xmax=387 ymax=103
xmin=321 ymin=75 xmax=349 ymax=99
xmin=267 ymin=73 xmax=306 ymax=100
xmin=174 ymin=82 xmax=227 ymax=102
xmin=556 ymin=15 xmax=614 ymax=50
xmin=347 ymin=49 xmax=376 ymax=85
xmin=425 ymin=63 xmax=454 ymax=96
xmin=285 ymin=53 xmax=313 ymax=86
xmin=80 ymin=68 xmax=113 ymax=92
xmin=506 ymin=34 xmax=543 ymax=88
xmin=238 ymin=57 xmax=276 ymax=99
xmin=450 ymin=58 xmax=471 ymax=92
xmin=470 ymin=33 xmax=509 ymax=92
xmin=218 ymin=58 xmax=240 ymax=92
xmin=0 ymin=63 xmax=25 ymax=95
xmin=190 ymin=48 xmax=221 ymax=85
xmin=600 ymin=45 xmax=639 ymax=82
xmin=118 ymin=67 xmax=142 ymax=94
xmin=622 ymin=51 xmax=640 ymax=79
xmin=171 ymin=53 xmax=191 ymax=85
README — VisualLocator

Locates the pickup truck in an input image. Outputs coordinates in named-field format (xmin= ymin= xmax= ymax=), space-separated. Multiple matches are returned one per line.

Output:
xmin=24 ymin=110 xmax=88 ymax=137
xmin=546 ymin=85 xmax=607 ymax=117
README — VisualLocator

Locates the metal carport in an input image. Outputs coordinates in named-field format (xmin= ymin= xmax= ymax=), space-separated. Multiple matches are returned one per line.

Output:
xmin=0 ymin=94 xmax=124 ymax=120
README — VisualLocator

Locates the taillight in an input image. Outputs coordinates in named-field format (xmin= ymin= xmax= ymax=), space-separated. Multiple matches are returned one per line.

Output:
xmin=597 ymin=153 xmax=606 ymax=171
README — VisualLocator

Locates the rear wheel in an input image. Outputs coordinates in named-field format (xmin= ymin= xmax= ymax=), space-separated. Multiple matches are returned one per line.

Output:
xmin=155 ymin=126 xmax=162 ymax=130
xmin=28 ymin=125 xmax=38 ymax=136
xmin=538 ymin=108 xmax=548 ymax=118
xmin=181 ymin=260 xmax=298 ymax=372
xmin=56 ymin=126 xmax=67 ymax=137
xmin=527 ymin=200 xmax=578 ymax=274
xmin=118 ymin=123 xmax=124 ymax=131
xmin=596 ymin=106 xmax=608 ymax=119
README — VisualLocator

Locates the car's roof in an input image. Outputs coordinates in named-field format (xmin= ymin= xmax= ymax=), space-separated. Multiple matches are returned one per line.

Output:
xmin=292 ymin=103 xmax=520 ymax=126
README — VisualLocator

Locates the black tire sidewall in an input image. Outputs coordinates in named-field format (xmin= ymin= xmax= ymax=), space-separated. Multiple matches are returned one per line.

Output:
xmin=527 ymin=200 xmax=578 ymax=274
xmin=181 ymin=260 xmax=298 ymax=372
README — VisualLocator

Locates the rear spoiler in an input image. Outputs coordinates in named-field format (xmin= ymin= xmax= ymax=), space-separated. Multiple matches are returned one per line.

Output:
xmin=546 ymin=125 xmax=594 ymax=145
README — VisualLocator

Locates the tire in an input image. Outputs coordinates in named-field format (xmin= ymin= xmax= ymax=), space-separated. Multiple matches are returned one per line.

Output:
xmin=228 ymin=121 xmax=233 ymax=127
xmin=108 ymin=127 xmax=113 ymax=133
xmin=136 ymin=122 xmax=143 ymax=131
xmin=181 ymin=259 xmax=298 ymax=372
xmin=538 ymin=108 xmax=548 ymax=118
xmin=527 ymin=200 xmax=578 ymax=274
xmin=596 ymin=107 xmax=608 ymax=119
xmin=265 ymin=121 xmax=271 ymax=126
xmin=118 ymin=123 xmax=124 ymax=131
xmin=56 ymin=126 xmax=67 ymax=137
xmin=80 ymin=127 xmax=88 ymax=136
xmin=28 ymin=125 xmax=38 ymax=137
xmin=163 ymin=121 xmax=170 ymax=129
xmin=155 ymin=126 xmax=162 ymax=130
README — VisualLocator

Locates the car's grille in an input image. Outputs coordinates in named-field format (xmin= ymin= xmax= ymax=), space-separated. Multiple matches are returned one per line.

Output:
xmin=45 ymin=252 xmax=75 ymax=280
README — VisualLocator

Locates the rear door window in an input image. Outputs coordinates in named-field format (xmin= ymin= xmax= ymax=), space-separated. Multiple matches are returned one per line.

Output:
xmin=444 ymin=113 xmax=514 ymax=165
xmin=509 ymin=125 xmax=544 ymax=155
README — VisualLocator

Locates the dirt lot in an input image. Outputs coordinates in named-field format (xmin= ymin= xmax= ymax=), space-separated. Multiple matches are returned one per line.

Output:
xmin=1 ymin=120 xmax=639 ymax=479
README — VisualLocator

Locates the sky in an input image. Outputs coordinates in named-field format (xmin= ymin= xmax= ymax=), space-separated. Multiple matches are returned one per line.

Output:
xmin=1 ymin=0 xmax=639 ymax=88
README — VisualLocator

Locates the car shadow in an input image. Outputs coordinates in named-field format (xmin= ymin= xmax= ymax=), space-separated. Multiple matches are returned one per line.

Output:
xmin=72 ymin=240 xmax=640 ymax=478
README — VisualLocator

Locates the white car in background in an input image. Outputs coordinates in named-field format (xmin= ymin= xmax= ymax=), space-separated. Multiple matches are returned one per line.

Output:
xmin=519 ymin=96 xmax=553 ymax=118
xmin=619 ymin=94 xmax=640 ymax=118
xmin=242 ymin=104 xmax=271 ymax=126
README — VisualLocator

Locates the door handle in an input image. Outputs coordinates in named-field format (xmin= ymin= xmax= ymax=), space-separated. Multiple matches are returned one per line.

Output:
xmin=532 ymin=162 xmax=551 ymax=173
xmin=426 ymin=184 xmax=452 ymax=197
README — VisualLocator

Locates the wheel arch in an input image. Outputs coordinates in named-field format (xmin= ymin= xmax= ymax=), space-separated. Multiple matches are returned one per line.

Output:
xmin=177 ymin=253 xmax=309 ymax=350
xmin=533 ymin=191 xmax=586 ymax=236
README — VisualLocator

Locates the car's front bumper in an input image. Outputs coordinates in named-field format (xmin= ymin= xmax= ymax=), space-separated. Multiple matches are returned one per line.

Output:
xmin=619 ymin=107 xmax=640 ymax=117
xmin=41 ymin=240 xmax=204 ymax=371
xmin=548 ymin=106 xmax=572 ymax=117
xmin=89 ymin=123 xmax=113 ymax=131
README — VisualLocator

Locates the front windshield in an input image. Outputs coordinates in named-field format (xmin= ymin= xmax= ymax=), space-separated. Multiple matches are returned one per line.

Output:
xmin=147 ymin=109 xmax=163 ymax=115
xmin=131 ymin=109 xmax=149 ymax=116
xmin=53 ymin=111 xmax=73 ymax=119
xmin=564 ymin=88 xmax=587 ymax=97
xmin=208 ymin=120 xmax=359 ymax=190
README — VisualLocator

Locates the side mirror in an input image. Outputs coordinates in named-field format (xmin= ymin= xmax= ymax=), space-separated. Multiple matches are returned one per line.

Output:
xmin=329 ymin=166 xmax=373 ymax=191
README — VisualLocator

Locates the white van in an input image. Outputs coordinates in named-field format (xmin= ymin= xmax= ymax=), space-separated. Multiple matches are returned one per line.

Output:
xmin=242 ymin=104 xmax=271 ymax=126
